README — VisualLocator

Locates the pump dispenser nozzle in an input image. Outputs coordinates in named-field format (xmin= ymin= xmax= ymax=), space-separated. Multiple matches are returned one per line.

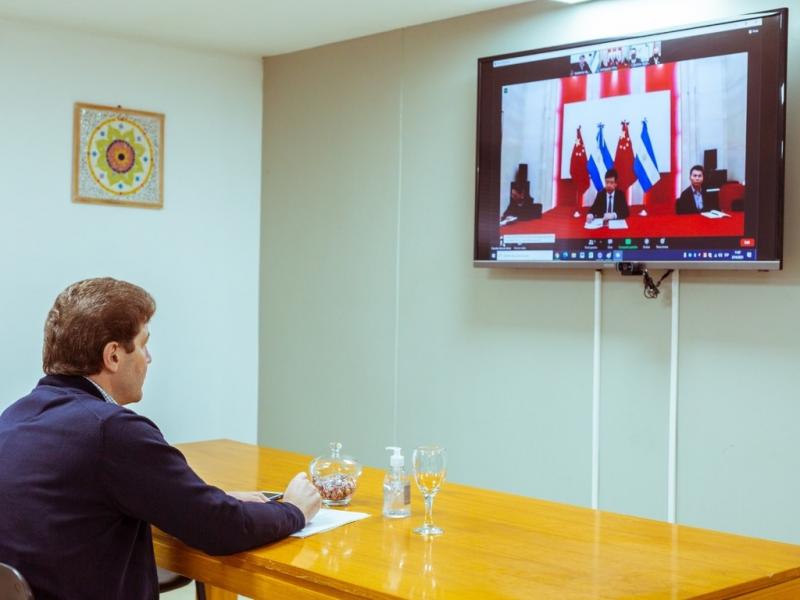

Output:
xmin=385 ymin=446 xmax=404 ymax=468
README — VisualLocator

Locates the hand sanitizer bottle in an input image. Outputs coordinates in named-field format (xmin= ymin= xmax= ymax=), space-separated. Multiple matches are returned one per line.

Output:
xmin=383 ymin=446 xmax=411 ymax=518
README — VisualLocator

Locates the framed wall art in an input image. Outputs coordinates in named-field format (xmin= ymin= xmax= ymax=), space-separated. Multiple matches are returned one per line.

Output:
xmin=72 ymin=102 xmax=164 ymax=209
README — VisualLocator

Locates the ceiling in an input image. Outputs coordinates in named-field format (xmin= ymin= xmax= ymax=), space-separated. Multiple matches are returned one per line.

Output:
xmin=0 ymin=0 xmax=538 ymax=57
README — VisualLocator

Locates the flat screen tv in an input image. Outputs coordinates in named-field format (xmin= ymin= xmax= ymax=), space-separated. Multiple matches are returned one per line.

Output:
xmin=474 ymin=8 xmax=787 ymax=270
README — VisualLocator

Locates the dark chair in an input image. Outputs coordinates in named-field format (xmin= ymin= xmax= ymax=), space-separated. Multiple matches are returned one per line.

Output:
xmin=0 ymin=561 xmax=200 ymax=599
xmin=0 ymin=562 xmax=34 ymax=600
xmin=157 ymin=567 xmax=206 ymax=599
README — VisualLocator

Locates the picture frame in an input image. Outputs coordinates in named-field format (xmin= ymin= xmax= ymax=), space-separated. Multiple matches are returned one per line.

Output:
xmin=72 ymin=102 xmax=164 ymax=209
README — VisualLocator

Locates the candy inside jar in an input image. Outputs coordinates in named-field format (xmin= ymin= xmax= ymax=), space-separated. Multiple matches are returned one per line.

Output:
xmin=312 ymin=473 xmax=356 ymax=503
xmin=309 ymin=442 xmax=362 ymax=506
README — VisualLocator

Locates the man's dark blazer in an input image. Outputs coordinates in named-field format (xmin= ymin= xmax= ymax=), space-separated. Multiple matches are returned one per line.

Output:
xmin=0 ymin=375 xmax=305 ymax=600
xmin=589 ymin=189 xmax=629 ymax=219
xmin=676 ymin=186 xmax=719 ymax=214
xmin=502 ymin=197 xmax=540 ymax=221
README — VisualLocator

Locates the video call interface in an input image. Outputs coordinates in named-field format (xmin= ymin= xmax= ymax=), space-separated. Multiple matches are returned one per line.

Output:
xmin=476 ymin=16 xmax=780 ymax=265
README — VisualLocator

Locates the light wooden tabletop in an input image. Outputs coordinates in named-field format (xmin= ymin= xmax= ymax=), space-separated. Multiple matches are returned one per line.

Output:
xmin=152 ymin=439 xmax=800 ymax=599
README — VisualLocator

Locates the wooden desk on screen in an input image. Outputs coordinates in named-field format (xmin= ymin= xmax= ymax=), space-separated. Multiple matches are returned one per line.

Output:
xmin=153 ymin=440 xmax=800 ymax=599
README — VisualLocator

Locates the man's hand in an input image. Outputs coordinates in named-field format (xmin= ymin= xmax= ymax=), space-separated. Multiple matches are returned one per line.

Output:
xmin=282 ymin=472 xmax=321 ymax=525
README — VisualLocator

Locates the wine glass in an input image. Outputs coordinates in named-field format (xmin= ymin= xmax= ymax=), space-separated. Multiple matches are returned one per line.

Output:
xmin=412 ymin=445 xmax=447 ymax=536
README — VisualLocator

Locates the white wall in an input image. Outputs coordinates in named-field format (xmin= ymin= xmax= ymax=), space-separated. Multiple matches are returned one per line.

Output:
xmin=260 ymin=0 xmax=800 ymax=545
xmin=0 ymin=20 xmax=263 ymax=444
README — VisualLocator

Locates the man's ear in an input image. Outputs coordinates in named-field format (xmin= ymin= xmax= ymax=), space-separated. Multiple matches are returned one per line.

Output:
xmin=102 ymin=341 xmax=122 ymax=373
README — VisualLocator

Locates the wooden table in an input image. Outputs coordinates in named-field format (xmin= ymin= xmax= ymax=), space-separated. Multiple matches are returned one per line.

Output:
xmin=153 ymin=440 xmax=800 ymax=599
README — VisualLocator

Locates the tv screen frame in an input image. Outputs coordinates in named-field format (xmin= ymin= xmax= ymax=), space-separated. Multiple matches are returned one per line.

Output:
xmin=474 ymin=8 xmax=788 ymax=270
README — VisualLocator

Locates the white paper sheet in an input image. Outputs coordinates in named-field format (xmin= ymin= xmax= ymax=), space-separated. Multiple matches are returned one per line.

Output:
xmin=701 ymin=210 xmax=731 ymax=219
xmin=290 ymin=508 xmax=370 ymax=538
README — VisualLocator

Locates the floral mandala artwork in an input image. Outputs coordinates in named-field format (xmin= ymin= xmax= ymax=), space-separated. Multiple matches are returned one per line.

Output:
xmin=89 ymin=118 xmax=153 ymax=195
xmin=73 ymin=103 xmax=164 ymax=209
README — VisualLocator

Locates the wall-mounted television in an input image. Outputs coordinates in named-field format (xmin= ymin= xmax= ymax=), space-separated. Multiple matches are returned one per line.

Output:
xmin=474 ymin=8 xmax=787 ymax=270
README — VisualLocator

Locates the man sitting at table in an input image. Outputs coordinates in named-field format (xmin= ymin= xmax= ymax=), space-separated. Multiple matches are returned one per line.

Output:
xmin=0 ymin=277 xmax=321 ymax=600
xmin=676 ymin=164 xmax=719 ymax=214
xmin=587 ymin=168 xmax=629 ymax=222
xmin=500 ymin=183 xmax=540 ymax=225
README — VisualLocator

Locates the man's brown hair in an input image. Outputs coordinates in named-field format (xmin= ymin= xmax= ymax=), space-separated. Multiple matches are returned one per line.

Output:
xmin=43 ymin=278 xmax=156 ymax=376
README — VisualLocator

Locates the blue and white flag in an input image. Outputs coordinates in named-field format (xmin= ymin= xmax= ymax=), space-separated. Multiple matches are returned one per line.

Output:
xmin=632 ymin=120 xmax=661 ymax=192
xmin=587 ymin=123 xmax=614 ymax=191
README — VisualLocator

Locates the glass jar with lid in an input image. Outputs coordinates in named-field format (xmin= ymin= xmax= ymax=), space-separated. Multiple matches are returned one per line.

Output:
xmin=309 ymin=442 xmax=362 ymax=506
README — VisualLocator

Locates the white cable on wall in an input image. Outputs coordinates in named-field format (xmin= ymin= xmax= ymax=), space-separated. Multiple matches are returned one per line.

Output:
xmin=591 ymin=269 xmax=602 ymax=510
xmin=391 ymin=30 xmax=406 ymax=446
xmin=667 ymin=269 xmax=680 ymax=523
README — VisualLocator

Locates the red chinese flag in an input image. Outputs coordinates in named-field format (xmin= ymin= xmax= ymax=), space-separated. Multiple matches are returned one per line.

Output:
xmin=614 ymin=121 xmax=636 ymax=191
xmin=569 ymin=126 xmax=590 ymax=201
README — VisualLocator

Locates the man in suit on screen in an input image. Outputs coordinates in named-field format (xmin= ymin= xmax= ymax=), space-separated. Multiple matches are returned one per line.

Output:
xmin=676 ymin=165 xmax=719 ymax=214
xmin=588 ymin=168 xmax=629 ymax=221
